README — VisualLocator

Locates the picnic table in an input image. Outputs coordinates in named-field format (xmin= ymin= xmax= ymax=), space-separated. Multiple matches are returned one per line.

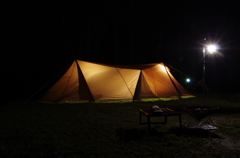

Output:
xmin=139 ymin=108 xmax=182 ymax=133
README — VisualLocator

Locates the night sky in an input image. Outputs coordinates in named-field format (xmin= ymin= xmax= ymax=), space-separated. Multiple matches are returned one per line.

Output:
xmin=2 ymin=1 xmax=240 ymax=100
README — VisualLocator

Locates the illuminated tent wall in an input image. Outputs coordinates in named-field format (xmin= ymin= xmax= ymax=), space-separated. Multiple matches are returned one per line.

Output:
xmin=40 ymin=60 xmax=192 ymax=102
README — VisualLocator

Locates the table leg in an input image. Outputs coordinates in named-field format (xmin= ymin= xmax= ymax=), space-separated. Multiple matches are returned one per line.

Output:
xmin=164 ymin=116 xmax=167 ymax=124
xmin=179 ymin=114 xmax=182 ymax=129
xmin=147 ymin=116 xmax=151 ymax=133
xmin=139 ymin=111 xmax=142 ymax=124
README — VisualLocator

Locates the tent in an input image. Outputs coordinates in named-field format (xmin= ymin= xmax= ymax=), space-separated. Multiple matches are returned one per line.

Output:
xmin=40 ymin=60 xmax=192 ymax=102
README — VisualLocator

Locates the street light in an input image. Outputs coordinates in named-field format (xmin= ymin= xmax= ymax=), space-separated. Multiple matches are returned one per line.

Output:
xmin=202 ymin=43 xmax=217 ymax=105
xmin=183 ymin=43 xmax=219 ymax=130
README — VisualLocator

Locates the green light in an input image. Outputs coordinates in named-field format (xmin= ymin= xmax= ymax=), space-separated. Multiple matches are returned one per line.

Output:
xmin=186 ymin=78 xmax=191 ymax=83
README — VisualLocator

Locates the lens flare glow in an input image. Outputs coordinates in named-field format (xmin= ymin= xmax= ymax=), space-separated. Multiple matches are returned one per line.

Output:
xmin=207 ymin=45 xmax=217 ymax=54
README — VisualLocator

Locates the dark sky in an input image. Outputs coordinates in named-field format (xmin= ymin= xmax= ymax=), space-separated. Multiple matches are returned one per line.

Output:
xmin=2 ymin=1 xmax=240 ymax=100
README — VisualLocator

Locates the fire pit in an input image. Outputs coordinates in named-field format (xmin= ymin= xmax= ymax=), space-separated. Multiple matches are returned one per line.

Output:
xmin=184 ymin=106 xmax=219 ymax=130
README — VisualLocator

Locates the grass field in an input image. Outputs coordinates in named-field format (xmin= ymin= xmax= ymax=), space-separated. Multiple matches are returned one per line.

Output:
xmin=0 ymin=93 xmax=239 ymax=158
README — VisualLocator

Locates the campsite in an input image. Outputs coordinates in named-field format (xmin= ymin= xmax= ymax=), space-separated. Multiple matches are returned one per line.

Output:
xmin=0 ymin=93 xmax=239 ymax=157
xmin=1 ymin=60 xmax=240 ymax=157
xmin=2 ymin=1 xmax=240 ymax=157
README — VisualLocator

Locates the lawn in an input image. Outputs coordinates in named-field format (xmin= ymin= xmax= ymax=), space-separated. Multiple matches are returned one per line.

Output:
xmin=0 ymin=94 xmax=239 ymax=158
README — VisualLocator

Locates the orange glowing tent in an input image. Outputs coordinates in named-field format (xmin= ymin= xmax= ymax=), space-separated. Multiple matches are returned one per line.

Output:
xmin=40 ymin=60 xmax=192 ymax=102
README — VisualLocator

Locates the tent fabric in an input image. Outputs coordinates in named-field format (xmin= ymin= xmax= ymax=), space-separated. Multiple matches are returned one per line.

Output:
xmin=40 ymin=60 xmax=192 ymax=102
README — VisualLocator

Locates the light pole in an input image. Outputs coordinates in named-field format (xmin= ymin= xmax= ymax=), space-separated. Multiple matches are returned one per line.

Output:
xmin=202 ymin=44 xmax=217 ymax=105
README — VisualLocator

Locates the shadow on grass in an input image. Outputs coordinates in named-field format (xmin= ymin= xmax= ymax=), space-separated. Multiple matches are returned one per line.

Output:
xmin=116 ymin=128 xmax=149 ymax=142
xmin=116 ymin=127 xmax=222 ymax=142
xmin=169 ymin=127 xmax=222 ymax=138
